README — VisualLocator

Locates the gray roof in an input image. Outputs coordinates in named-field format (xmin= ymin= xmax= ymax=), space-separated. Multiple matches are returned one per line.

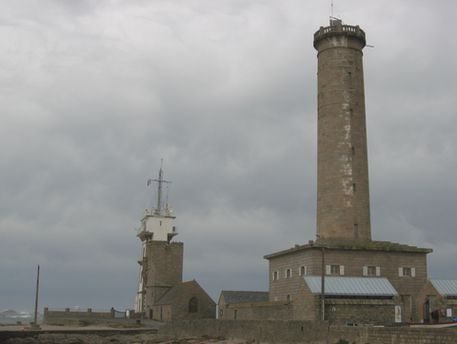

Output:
xmin=304 ymin=276 xmax=397 ymax=297
xmin=430 ymin=280 xmax=457 ymax=296
xmin=220 ymin=291 xmax=269 ymax=304
xmin=156 ymin=280 xmax=215 ymax=306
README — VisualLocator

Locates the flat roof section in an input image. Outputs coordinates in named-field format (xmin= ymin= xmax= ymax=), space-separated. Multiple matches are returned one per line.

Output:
xmin=264 ymin=240 xmax=432 ymax=260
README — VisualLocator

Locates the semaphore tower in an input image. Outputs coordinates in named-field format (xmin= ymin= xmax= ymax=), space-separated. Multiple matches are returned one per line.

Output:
xmin=314 ymin=18 xmax=371 ymax=242
xmin=135 ymin=164 xmax=182 ymax=318
xmin=132 ymin=164 xmax=216 ymax=320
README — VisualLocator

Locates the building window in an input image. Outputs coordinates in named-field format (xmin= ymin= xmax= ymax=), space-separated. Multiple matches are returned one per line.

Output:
xmin=188 ymin=297 xmax=198 ymax=313
xmin=326 ymin=265 xmax=344 ymax=276
xmin=363 ymin=266 xmax=380 ymax=276
xmin=299 ymin=265 xmax=307 ymax=276
xmin=286 ymin=295 xmax=291 ymax=302
xmin=399 ymin=267 xmax=416 ymax=277
xmin=285 ymin=268 xmax=292 ymax=278
xmin=234 ymin=309 xmax=238 ymax=320
xmin=367 ymin=266 xmax=376 ymax=276
xmin=273 ymin=271 xmax=279 ymax=281
xmin=219 ymin=309 xmax=224 ymax=317
xmin=352 ymin=183 xmax=356 ymax=192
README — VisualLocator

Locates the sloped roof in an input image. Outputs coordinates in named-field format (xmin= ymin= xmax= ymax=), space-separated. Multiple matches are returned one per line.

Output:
xmin=304 ymin=276 xmax=397 ymax=297
xmin=430 ymin=280 xmax=457 ymax=297
xmin=219 ymin=291 xmax=269 ymax=304
xmin=156 ymin=280 xmax=215 ymax=305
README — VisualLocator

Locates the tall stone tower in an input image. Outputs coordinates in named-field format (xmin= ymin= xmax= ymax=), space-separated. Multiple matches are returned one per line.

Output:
xmin=135 ymin=165 xmax=183 ymax=318
xmin=314 ymin=19 xmax=371 ymax=241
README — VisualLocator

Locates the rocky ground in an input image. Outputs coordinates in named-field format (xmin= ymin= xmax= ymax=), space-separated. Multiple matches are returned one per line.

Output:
xmin=0 ymin=327 xmax=250 ymax=344
xmin=2 ymin=334 xmax=249 ymax=344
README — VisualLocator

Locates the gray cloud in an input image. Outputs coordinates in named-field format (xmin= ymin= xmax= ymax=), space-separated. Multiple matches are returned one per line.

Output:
xmin=0 ymin=0 xmax=456 ymax=311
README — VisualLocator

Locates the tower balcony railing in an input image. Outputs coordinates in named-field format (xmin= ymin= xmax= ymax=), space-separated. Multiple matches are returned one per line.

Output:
xmin=314 ymin=24 xmax=366 ymax=46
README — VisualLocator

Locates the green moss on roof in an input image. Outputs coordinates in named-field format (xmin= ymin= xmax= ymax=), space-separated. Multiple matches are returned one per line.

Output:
xmin=264 ymin=239 xmax=432 ymax=259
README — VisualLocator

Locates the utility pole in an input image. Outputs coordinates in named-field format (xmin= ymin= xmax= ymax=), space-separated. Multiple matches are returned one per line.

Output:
xmin=321 ymin=247 xmax=325 ymax=321
xmin=32 ymin=265 xmax=41 ymax=329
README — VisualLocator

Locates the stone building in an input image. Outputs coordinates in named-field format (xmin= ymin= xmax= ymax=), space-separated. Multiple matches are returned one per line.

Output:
xmin=135 ymin=166 xmax=215 ymax=321
xmin=417 ymin=279 xmax=457 ymax=323
xmin=218 ymin=291 xmax=270 ymax=320
xmin=152 ymin=280 xmax=216 ymax=321
xmin=219 ymin=18 xmax=454 ymax=325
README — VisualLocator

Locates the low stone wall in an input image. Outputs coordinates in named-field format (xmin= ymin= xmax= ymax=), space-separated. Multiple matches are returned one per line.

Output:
xmin=160 ymin=319 xmax=328 ymax=343
xmin=159 ymin=319 xmax=457 ymax=344
xmin=325 ymin=299 xmax=396 ymax=325
xmin=43 ymin=308 xmax=137 ymax=326
xmin=221 ymin=301 xmax=293 ymax=321
xmin=330 ymin=326 xmax=457 ymax=344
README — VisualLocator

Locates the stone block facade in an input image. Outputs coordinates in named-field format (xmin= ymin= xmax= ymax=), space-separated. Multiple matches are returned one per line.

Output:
xmin=140 ymin=241 xmax=183 ymax=317
xmin=417 ymin=280 xmax=457 ymax=323
xmin=219 ymin=301 xmax=292 ymax=321
xmin=314 ymin=23 xmax=371 ymax=241
xmin=152 ymin=280 xmax=215 ymax=321
xmin=264 ymin=240 xmax=431 ymax=322
xmin=140 ymin=241 xmax=215 ymax=321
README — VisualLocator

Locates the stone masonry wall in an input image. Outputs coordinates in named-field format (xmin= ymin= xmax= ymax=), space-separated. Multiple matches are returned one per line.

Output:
xmin=169 ymin=283 xmax=216 ymax=321
xmin=221 ymin=302 xmax=292 ymax=321
xmin=159 ymin=319 xmax=457 ymax=344
xmin=268 ymin=247 xmax=428 ymax=322
xmin=314 ymin=25 xmax=371 ymax=241
xmin=325 ymin=299 xmax=396 ymax=325
xmin=145 ymin=241 xmax=183 ymax=312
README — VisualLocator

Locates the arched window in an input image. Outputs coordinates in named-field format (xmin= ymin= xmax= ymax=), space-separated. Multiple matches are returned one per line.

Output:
xmin=189 ymin=297 xmax=198 ymax=313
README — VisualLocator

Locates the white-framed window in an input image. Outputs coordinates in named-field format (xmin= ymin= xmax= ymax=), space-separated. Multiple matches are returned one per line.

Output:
xmin=326 ymin=265 xmax=344 ymax=276
xmin=363 ymin=266 xmax=381 ymax=277
xmin=398 ymin=267 xmax=416 ymax=277
xmin=285 ymin=268 xmax=292 ymax=278
xmin=272 ymin=271 xmax=279 ymax=281
xmin=299 ymin=265 xmax=308 ymax=276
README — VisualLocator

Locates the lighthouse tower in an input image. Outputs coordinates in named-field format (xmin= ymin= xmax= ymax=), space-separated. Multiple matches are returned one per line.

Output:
xmin=314 ymin=18 xmax=371 ymax=242
xmin=135 ymin=165 xmax=183 ymax=318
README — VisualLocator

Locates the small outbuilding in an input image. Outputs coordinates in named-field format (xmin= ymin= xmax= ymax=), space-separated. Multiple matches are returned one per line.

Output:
xmin=419 ymin=279 xmax=457 ymax=323
xmin=218 ymin=291 xmax=272 ymax=320
xmin=152 ymin=280 xmax=216 ymax=321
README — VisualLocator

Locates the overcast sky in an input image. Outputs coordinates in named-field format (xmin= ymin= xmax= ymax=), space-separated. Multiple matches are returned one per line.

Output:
xmin=1 ymin=0 xmax=456 ymax=312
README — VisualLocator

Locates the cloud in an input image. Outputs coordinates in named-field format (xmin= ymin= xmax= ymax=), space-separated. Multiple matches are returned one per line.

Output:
xmin=0 ymin=0 xmax=456 ymax=310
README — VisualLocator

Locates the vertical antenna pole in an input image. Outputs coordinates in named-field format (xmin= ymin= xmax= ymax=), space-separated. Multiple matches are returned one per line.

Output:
xmin=148 ymin=159 xmax=171 ymax=214
xmin=33 ymin=265 xmax=40 ymax=327
xmin=331 ymin=0 xmax=334 ymax=18
xmin=156 ymin=165 xmax=163 ymax=213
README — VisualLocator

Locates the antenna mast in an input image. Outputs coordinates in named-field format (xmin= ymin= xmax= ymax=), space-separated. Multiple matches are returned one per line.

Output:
xmin=331 ymin=0 xmax=334 ymax=18
xmin=147 ymin=159 xmax=171 ymax=215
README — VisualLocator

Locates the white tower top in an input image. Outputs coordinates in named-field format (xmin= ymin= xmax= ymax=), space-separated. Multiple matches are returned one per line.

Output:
xmin=137 ymin=163 xmax=177 ymax=243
